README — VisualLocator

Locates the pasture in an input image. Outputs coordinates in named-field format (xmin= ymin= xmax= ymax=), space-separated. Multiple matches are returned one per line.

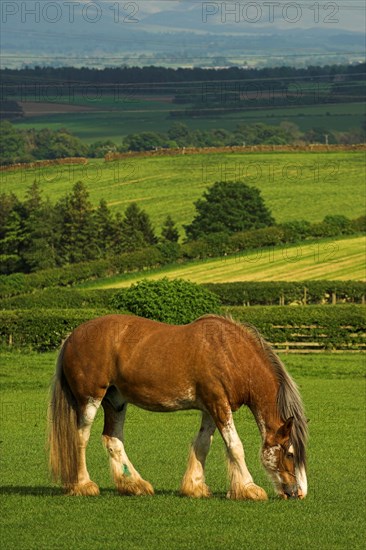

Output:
xmin=13 ymin=97 xmax=365 ymax=142
xmin=0 ymin=351 xmax=364 ymax=549
xmin=1 ymin=151 xmax=365 ymax=233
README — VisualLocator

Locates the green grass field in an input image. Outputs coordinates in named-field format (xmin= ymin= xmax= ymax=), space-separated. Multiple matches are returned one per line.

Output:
xmin=13 ymin=98 xmax=365 ymax=143
xmin=80 ymin=235 xmax=366 ymax=288
xmin=2 ymin=151 xmax=365 ymax=233
xmin=0 ymin=351 xmax=365 ymax=549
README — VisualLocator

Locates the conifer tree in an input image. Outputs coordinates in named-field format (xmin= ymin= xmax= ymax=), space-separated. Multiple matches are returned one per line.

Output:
xmin=161 ymin=215 xmax=179 ymax=242
xmin=120 ymin=203 xmax=157 ymax=252
xmin=56 ymin=181 xmax=97 ymax=263
xmin=93 ymin=198 xmax=115 ymax=256
xmin=111 ymin=212 xmax=126 ymax=255
xmin=21 ymin=182 xmax=56 ymax=271
xmin=0 ymin=194 xmax=24 ymax=273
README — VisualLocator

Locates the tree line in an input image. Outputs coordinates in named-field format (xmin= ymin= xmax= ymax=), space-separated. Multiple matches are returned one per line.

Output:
xmin=1 ymin=120 xmax=364 ymax=166
xmin=2 ymin=63 xmax=364 ymax=88
xmin=0 ymin=181 xmax=179 ymax=274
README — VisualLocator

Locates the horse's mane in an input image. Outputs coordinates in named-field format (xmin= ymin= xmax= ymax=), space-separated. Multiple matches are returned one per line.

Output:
xmin=198 ymin=315 xmax=308 ymax=469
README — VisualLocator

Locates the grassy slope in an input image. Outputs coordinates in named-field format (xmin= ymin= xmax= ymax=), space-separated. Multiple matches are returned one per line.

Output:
xmin=0 ymin=351 xmax=364 ymax=549
xmin=13 ymin=99 xmax=365 ymax=142
xmin=80 ymin=236 xmax=366 ymax=288
xmin=2 ymin=151 xmax=365 ymax=233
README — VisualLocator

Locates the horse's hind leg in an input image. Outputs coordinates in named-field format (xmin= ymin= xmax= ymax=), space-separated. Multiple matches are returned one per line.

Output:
xmin=102 ymin=389 xmax=154 ymax=496
xmin=68 ymin=398 xmax=101 ymax=496
xmin=181 ymin=411 xmax=216 ymax=498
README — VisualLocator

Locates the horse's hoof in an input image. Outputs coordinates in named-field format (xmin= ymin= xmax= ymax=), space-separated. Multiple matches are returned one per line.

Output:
xmin=66 ymin=481 xmax=100 ymax=496
xmin=180 ymin=481 xmax=212 ymax=499
xmin=117 ymin=477 xmax=154 ymax=496
xmin=227 ymin=483 xmax=268 ymax=501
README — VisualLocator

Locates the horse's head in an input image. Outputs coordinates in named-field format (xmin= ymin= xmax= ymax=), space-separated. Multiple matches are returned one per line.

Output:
xmin=261 ymin=417 xmax=304 ymax=500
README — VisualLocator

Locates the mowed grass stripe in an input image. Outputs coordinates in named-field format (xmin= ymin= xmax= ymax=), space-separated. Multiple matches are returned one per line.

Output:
xmin=83 ymin=236 xmax=365 ymax=289
xmin=2 ymin=152 xmax=365 ymax=232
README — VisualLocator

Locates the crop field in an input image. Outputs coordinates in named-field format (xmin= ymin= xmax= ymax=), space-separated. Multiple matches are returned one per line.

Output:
xmin=0 ymin=351 xmax=364 ymax=549
xmin=12 ymin=96 xmax=365 ymax=142
xmin=80 ymin=235 xmax=366 ymax=288
xmin=2 ymin=151 xmax=365 ymax=233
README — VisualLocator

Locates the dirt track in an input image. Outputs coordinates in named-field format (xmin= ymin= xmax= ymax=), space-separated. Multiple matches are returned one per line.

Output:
xmin=19 ymin=101 xmax=97 ymax=117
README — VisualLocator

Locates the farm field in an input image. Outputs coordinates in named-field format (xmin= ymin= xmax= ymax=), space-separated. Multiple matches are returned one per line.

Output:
xmin=2 ymin=151 xmax=365 ymax=233
xmin=12 ymin=97 xmax=365 ymax=142
xmin=0 ymin=351 xmax=364 ymax=549
xmin=80 ymin=235 xmax=366 ymax=288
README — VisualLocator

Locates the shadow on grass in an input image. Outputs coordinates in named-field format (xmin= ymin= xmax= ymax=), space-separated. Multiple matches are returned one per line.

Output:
xmin=0 ymin=486 xmax=64 ymax=496
xmin=0 ymin=485 xmax=230 ymax=499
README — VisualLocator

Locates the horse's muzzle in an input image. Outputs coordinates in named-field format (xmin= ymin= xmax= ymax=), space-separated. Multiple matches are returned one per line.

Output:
xmin=282 ymin=484 xmax=299 ymax=499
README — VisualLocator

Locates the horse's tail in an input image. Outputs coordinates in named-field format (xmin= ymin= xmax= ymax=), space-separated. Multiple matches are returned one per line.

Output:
xmin=48 ymin=339 xmax=79 ymax=487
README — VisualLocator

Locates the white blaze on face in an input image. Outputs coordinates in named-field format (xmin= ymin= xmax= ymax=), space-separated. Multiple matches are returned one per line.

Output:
xmin=296 ymin=465 xmax=308 ymax=498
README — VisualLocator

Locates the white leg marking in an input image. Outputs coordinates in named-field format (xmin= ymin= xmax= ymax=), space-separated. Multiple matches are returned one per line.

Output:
xmin=78 ymin=398 xmax=101 ymax=485
xmin=104 ymin=436 xmax=142 ymax=481
xmin=296 ymin=465 xmax=308 ymax=497
xmin=221 ymin=415 xmax=254 ymax=486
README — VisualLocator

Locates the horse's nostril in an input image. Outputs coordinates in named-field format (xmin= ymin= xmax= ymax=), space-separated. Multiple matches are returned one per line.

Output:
xmin=283 ymin=487 xmax=299 ymax=499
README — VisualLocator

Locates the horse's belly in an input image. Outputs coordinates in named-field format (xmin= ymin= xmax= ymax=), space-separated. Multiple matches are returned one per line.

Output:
xmin=117 ymin=381 xmax=199 ymax=412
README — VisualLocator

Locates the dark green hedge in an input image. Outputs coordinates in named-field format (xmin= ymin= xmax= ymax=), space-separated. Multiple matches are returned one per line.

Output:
xmin=0 ymin=308 xmax=116 ymax=351
xmin=0 ymin=288 xmax=117 ymax=310
xmin=1 ymin=281 xmax=364 ymax=311
xmin=204 ymin=281 xmax=366 ymax=306
xmin=0 ymin=247 xmax=167 ymax=298
xmin=1 ymin=305 xmax=364 ymax=352
xmin=224 ymin=305 xmax=366 ymax=349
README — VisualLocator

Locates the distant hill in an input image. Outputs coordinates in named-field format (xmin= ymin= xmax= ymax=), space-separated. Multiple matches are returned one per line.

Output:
xmin=1 ymin=1 xmax=365 ymax=68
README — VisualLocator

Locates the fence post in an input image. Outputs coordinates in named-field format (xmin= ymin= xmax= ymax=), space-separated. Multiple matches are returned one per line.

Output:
xmin=332 ymin=292 xmax=337 ymax=305
xmin=303 ymin=287 xmax=307 ymax=305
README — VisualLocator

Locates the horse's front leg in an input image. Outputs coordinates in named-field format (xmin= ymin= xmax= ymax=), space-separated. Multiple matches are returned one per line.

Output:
xmin=217 ymin=410 xmax=268 ymax=501
xmin=181 ymin=411 xmax=216 ymax=498
xmin=102 ymin=398 xmax=154 ymax=496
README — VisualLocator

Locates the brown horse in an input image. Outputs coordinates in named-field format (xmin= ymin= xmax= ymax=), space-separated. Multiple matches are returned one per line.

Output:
xmin=49 ymin=314 xmax=308 ymax=500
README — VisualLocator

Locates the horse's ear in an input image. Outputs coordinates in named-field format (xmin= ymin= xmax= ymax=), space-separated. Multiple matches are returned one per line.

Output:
xmin=276 ymin=417 xmax=294 ymax=441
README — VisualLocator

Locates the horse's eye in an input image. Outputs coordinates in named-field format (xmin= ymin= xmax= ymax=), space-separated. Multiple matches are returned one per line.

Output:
xmin=287 ymin=452 xmax=294 ymax=460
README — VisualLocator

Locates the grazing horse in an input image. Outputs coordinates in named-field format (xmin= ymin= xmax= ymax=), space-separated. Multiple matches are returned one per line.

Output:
xmin=49 ymin=314 xmax=308 ymax=500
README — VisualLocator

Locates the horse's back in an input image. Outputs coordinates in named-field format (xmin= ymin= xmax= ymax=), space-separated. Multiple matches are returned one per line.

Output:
xmin=60 ymin=314 xmax=247 ymax=410
xmin=61 ymin=314 xmax=201 ymax=406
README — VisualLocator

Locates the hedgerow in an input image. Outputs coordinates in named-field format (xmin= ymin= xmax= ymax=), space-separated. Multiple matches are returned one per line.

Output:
xmin=204 ymin=281 xmax=366 ymax=306
xmin=224 ymin=305 xmax=366 ymax=350
xmin=0 ymin=288 xmax=116 ymax=310
xmin=0 ymin=309 xmax=110 ymax=351
xmin=1 ymin=305 xmax=364 ymax=351
xmin=1 ymin=281 xmax=364 ymax=310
